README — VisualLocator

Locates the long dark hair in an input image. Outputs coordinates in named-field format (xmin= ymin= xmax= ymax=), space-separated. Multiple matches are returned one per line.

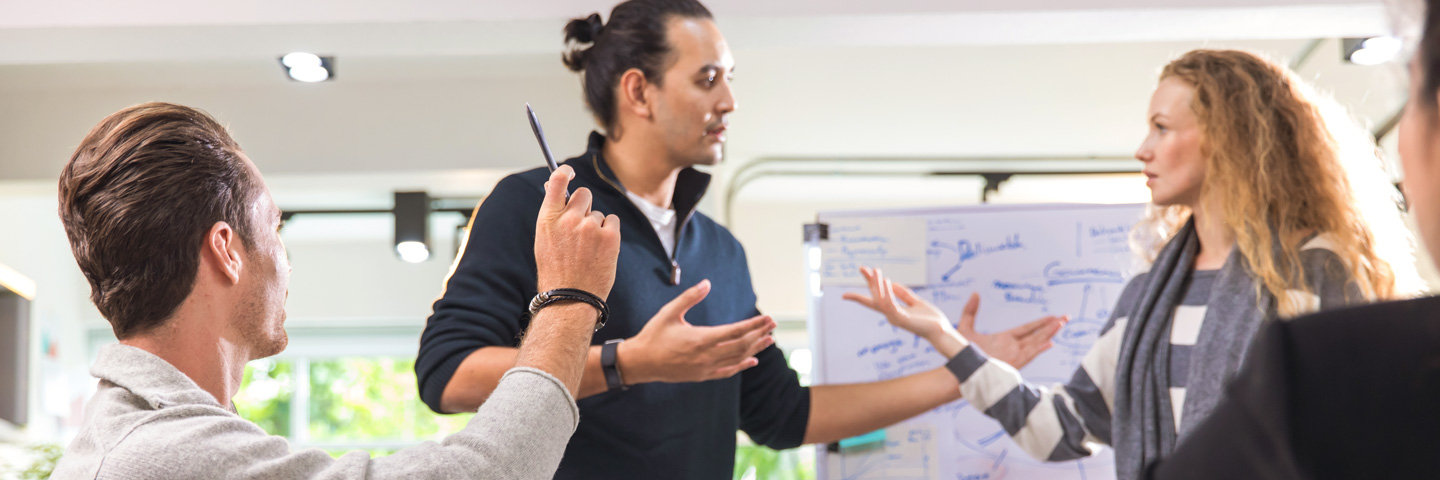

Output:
xmin=562 ymin=0 xmax=713 ymax=133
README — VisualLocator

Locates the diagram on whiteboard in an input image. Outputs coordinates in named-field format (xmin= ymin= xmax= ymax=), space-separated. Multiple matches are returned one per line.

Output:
xmin=811 ymin=204 xmax=1145 ymax=480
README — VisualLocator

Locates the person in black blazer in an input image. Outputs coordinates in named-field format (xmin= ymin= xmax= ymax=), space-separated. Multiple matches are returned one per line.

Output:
xmin=1147 ymin=297 xmax=1440 ymax=479
xmin=1147 ymin=1 xmax=1440 ymax=478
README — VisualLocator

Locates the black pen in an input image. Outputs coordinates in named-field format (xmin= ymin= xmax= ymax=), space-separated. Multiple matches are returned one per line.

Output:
xmin=526 ymin=103 xmax=559 ymax=171
xmin=526 ymin=103 xmax=568 ymax=200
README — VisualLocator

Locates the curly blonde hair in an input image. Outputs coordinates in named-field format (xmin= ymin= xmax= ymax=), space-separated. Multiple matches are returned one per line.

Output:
xmin=1130 ymin=49 xmax=1420 ymax=317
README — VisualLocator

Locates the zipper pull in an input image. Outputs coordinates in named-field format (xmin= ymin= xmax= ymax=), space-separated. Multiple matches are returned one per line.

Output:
xmin=670 ymin=260 xmax=681 ymax=286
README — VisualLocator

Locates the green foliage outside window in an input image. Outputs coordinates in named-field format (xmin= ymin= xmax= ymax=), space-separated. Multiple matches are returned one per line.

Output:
xmin=16 ymin=444 xmax=63 ymax=480
xmin=308 ymin=357 xmax=472 ymax=443
xmin=235 ymin=359 xmax=292 ymax=436
xmin=236 ymin=357 xmax=472 ymax=454
xmin=734 ymin=441 xmax=814 ymax=480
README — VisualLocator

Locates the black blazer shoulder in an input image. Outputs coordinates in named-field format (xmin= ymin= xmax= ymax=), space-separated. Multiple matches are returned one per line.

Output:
xmin=1150 ymin=295 xmax=1440 ymax=480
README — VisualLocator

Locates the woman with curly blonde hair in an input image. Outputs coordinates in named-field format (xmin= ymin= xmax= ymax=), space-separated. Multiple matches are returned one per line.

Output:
xmin=847 ymin=48 xmax=1420 ymax=480
xmin=1148 ymin=2 xmax=1440 ymax=477
xmin=1132 ymin=49 xmax=1420 ymax=313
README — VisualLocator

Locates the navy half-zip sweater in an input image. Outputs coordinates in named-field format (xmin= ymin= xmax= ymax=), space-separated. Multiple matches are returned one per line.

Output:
xmin=416 ymin=132 xmax=811 ymax=479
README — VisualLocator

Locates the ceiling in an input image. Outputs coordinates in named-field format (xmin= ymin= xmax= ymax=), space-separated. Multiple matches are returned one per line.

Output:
xmin=0 ymin=1 xmax=1389 ymax=65
xmin=0 ymin=0 xmax=1382 ymax=29
xmin=0 ymin=1 xmax=1404 ymax=183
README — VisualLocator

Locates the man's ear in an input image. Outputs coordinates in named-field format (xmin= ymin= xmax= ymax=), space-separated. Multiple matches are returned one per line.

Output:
xmin=617 ymin=68 xmax=652 ymax=120
xmin=203 ymin=221 xmax=244 ymax=285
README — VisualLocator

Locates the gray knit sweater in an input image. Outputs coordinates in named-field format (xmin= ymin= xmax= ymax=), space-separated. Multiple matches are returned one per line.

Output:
xmin=52 ymin=345 xmax=579 ymax=479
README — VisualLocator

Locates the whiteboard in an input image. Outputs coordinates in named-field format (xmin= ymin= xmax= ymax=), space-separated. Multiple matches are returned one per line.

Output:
xmin=808 ymin=203 xmax=1146 ymax=480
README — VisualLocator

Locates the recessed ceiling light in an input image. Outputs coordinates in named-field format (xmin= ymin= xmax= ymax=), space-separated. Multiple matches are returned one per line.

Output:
xmin=396 ymin=241 xmax=430 ymax=263
xmin=1344 ymin=37 xmax=1402 ymax=66
xmin=278 ymin=53 xmax=333 ymax=82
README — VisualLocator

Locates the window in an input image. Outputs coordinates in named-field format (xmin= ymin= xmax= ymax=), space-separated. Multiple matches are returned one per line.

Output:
xmin=235 ymin=356 xmax=472 ymax=457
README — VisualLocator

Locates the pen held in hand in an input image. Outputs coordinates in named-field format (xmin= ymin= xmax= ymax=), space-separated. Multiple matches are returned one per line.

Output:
xmin=526 ymin=103 xmax=570 ymax=201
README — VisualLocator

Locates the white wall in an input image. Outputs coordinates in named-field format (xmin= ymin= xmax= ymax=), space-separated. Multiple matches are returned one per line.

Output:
xmin=0 ymin=184 xmax=98 ymax=445
xmin=0 ymin=38 xmax=1403 ymax=180
xmin=280 ymin=214 xmax=465 ymax=325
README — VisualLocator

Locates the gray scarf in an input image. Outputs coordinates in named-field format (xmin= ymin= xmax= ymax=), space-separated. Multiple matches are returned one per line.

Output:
xmin=1110 ymin=218 xmax=1274 ymax=480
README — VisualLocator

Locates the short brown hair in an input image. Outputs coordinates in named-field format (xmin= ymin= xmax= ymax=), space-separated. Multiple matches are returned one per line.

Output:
xmin=59 ymin=102 xmax=261 ymax=339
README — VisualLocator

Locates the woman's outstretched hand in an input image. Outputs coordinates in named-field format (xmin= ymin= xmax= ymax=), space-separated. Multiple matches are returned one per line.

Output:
xmin=843 ymin=266 xmax=1067 ymax=368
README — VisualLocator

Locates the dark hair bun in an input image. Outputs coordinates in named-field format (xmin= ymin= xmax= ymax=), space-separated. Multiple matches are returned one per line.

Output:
xmin=562 ymin=13 xmax=604 ymax=71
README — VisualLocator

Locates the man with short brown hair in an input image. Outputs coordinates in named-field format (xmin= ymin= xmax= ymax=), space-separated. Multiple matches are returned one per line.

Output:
xmin=52 ymin=102 xmax=621 ymax=479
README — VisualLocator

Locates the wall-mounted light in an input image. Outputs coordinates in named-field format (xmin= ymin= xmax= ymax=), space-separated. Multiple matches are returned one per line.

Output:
xmin=279 ymin=52 xmax=334 ymax=82
xmin=280 ymin=191 xmax=481 ymax=263
xmin=1343 ymin=37 xmax=1402 ymax=66
xmin=394 ymin=191 xmax=431 ymax=263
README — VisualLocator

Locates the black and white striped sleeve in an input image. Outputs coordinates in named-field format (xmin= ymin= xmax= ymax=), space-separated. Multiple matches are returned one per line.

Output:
xmin=944 ymin=276 xmax=1145 ymax=461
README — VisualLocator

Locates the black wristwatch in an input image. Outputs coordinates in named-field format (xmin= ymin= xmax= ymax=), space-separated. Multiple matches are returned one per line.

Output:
xmin=601 ymin=338 xmax=628 ymax=391
xmin=528 ymin=288 xmax=609 ymax=332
